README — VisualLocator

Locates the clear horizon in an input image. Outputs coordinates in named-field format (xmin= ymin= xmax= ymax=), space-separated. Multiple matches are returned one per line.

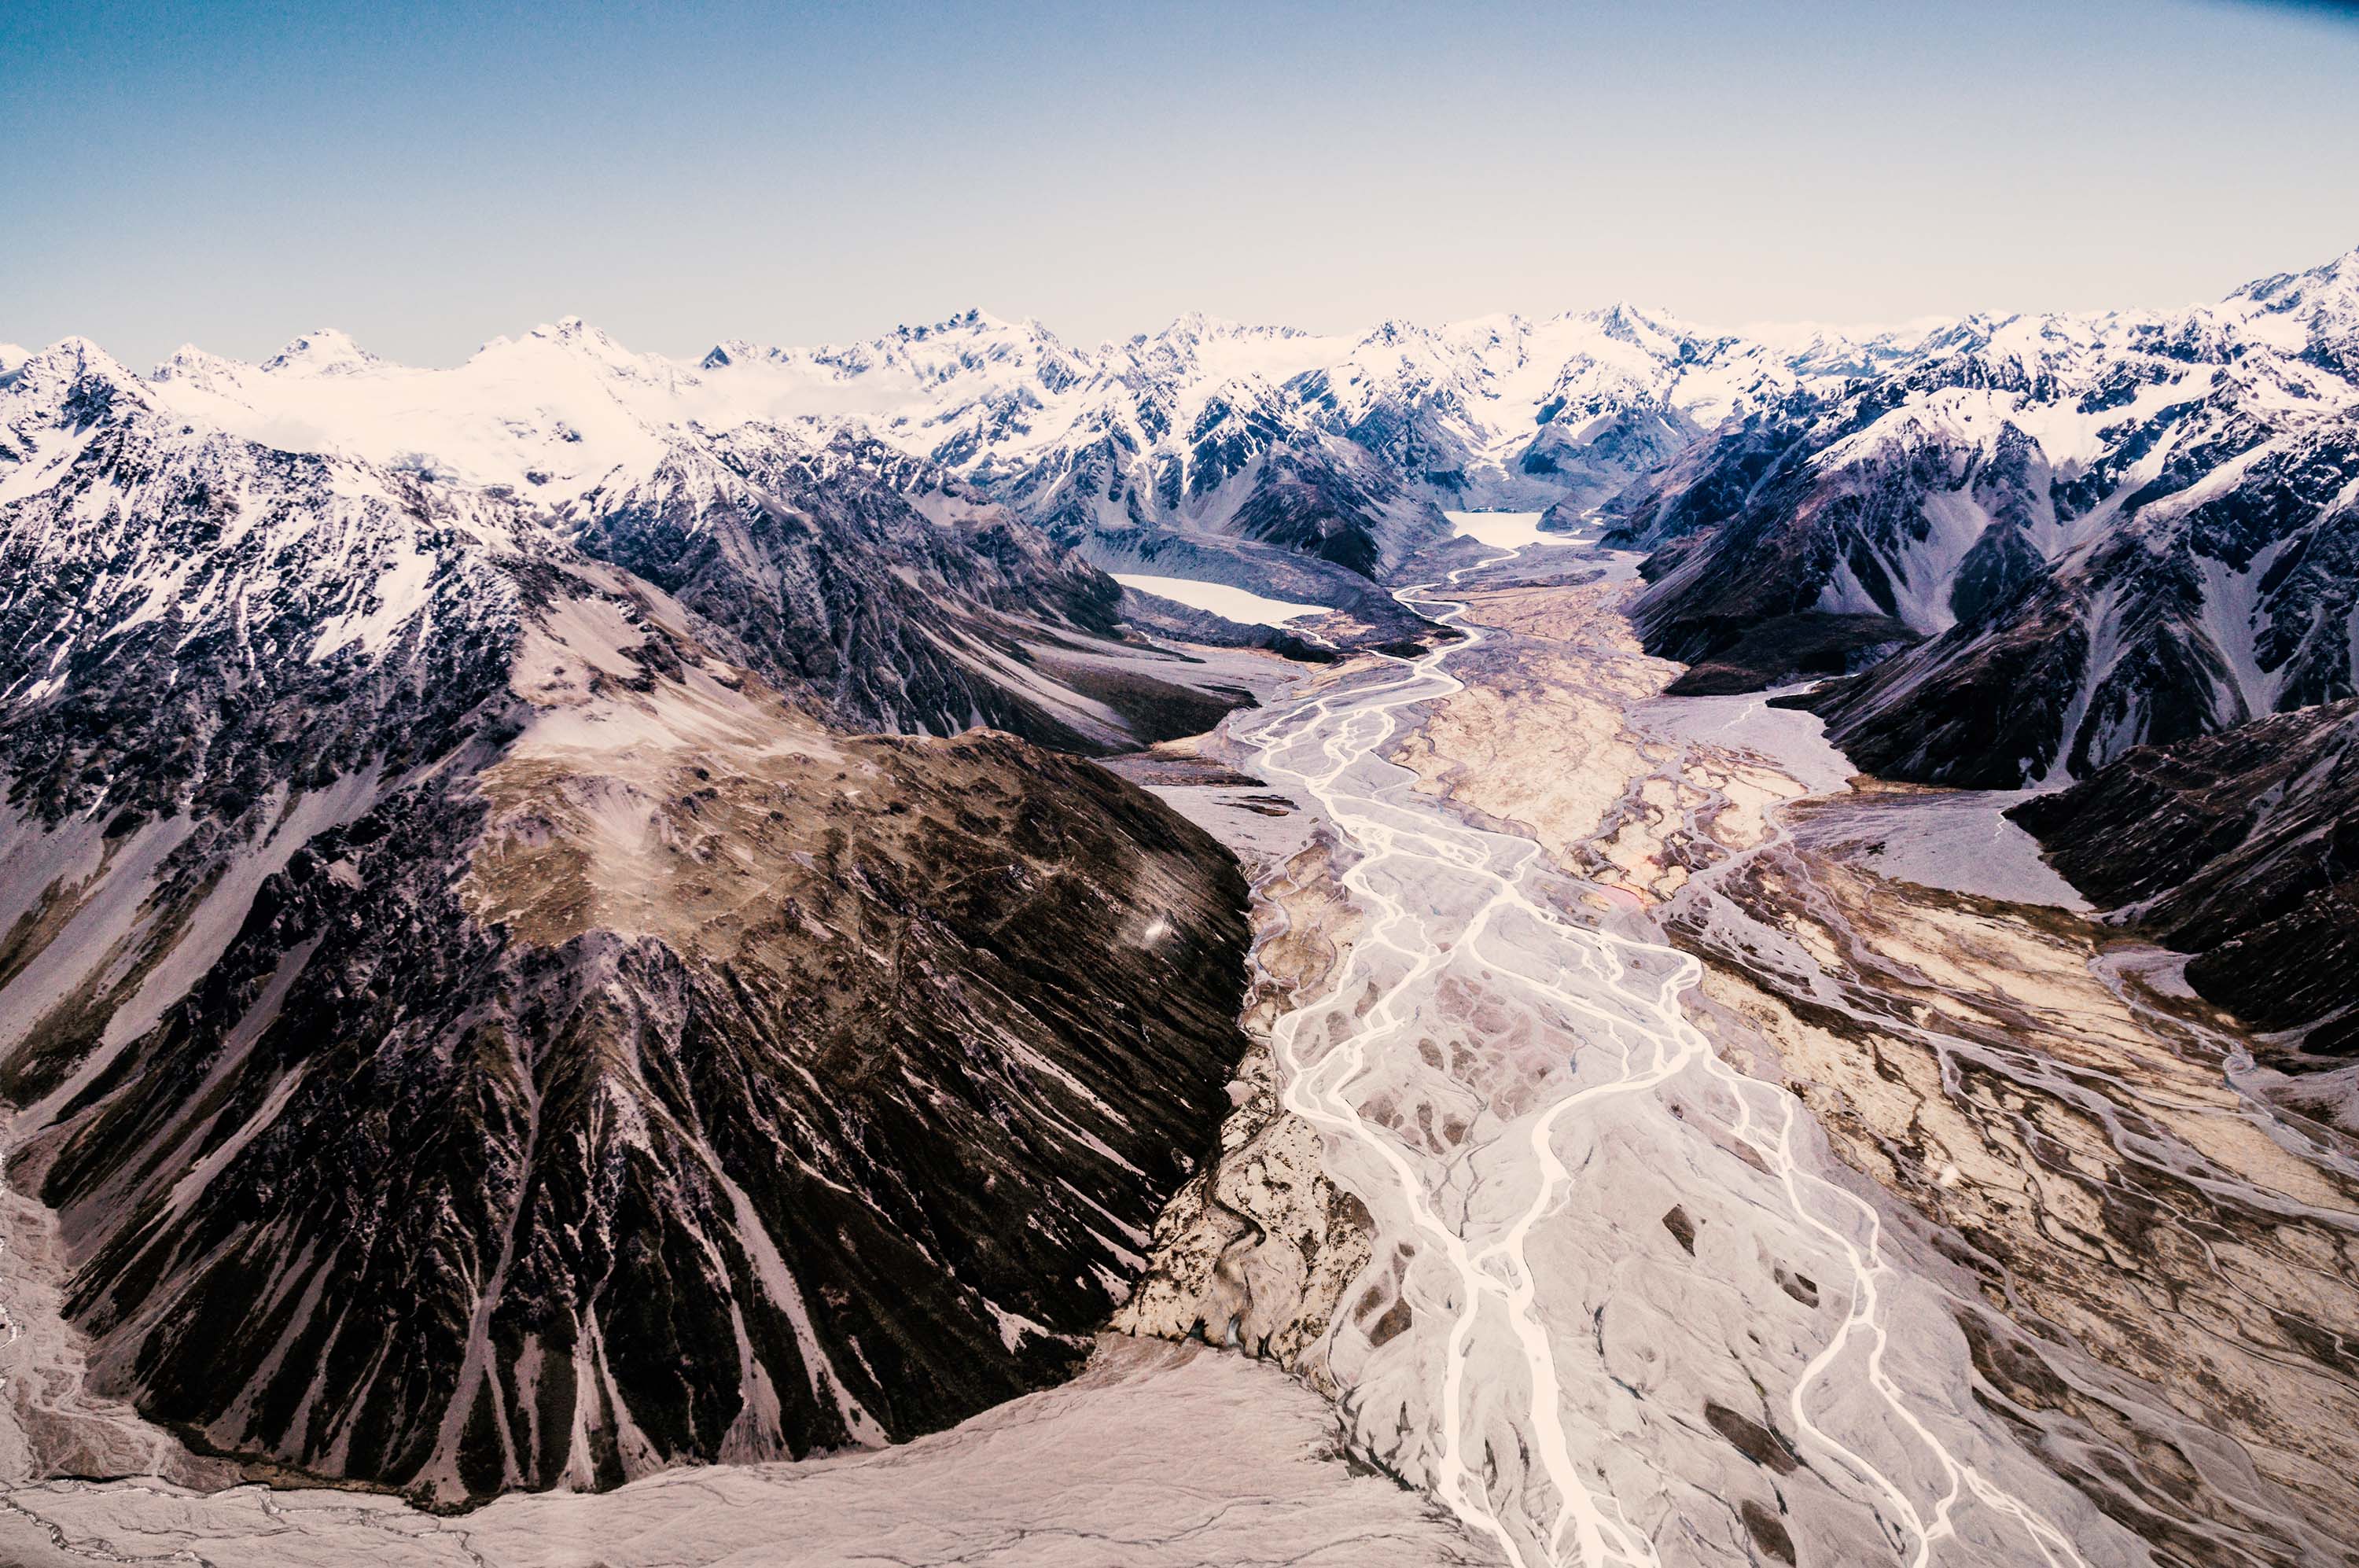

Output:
xmin=6 ymin=0 xmax=2357 ymax=370
xmin=16 ymin=256 xmax=2359 ymax=377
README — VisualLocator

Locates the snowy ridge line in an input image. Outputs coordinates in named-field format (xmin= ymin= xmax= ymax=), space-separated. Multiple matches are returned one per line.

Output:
xmin=1624 ymin=247 xmax=2359 ymax=794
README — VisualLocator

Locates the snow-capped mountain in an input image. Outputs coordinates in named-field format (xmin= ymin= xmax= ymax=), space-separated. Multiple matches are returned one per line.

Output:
xmin=123 ymin=300 xmax=1945 ymax=621
xmin=142 ymin=316 xmax=1276 ymax=749
xmin=1621 ymin=247 xmax=2359 ymax=787
xmin=0 ymin=329 xmax=1257 ymax=1505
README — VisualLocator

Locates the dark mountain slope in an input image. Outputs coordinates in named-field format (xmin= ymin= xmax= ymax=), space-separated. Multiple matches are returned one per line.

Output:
xmin=2008 ymin=698 xmax=2359 ymax=1066
xmin=1623 ymin=251 xmax=2359 ymax=786
xmin=0 ymin=340 xmax=1253 ymax=1507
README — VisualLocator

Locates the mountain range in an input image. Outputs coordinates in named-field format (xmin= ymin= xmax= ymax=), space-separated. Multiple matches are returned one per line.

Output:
xmin=0 ymin=333 xmax=1254 ymax=1504
xmin=100 ymin=249 xmax=2359 ymax=806
xmin=5 ymin=245 xmax=2357 ymax=1504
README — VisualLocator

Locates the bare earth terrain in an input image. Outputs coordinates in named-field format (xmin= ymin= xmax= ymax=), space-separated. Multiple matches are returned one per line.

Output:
xmin=1117 ymin=541 xmax=2359 ymax=1567
xmin=4 ymin=539 xmax=2357 ymax=1565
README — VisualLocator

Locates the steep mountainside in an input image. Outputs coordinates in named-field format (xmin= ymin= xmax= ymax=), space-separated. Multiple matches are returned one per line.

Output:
xmin=0 ymin=336 xmax=1253 ymax=1505
xmin=2008 ymin=698 xmax=2359 ymax=1070
xmin=136 ymin=300 xmax=1951 ymax=621
xmin=1622 ymin=250 xmax=2359 ymax=786
xmin=147 ymin=318 xmax=1248 ymax=751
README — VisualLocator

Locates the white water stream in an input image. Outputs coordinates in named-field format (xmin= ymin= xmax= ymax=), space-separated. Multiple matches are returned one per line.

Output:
xmin=1235 ymin=544 xmax=2100 ymax=1567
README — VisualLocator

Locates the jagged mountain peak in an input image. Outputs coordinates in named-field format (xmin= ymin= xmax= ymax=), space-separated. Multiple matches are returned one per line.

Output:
xmin=9 ymin=333 xmax=138 ymax=378
xmin=1 ymin=336 xmax=155 ymax=415
xmin=470 ymin=316 xmax=633 ymax=361
xmin=1355 ymin=315 xmax=1440 ymax=348
xmin=1143 ymin=311 xmax=1309 ymax=348
xmin=262 ymin=326 xmax=381 ymax=375
xmin=892 ymin=305 xmax=1018 ymax=337
xmin=514 ymin=315 xmax=646 ymax=360
xmin=1581 ymin=299 xmax=1695 ymax=341
xmin=2230 ymin=244 xmax=2359 ymax=308
xmin=704 ymin=311 xmax=1069 ymax=377
xmin=856 ymin=308 xmax=1081 ymax=367
xmin=150 ymin=342 xmax=241 ymax=383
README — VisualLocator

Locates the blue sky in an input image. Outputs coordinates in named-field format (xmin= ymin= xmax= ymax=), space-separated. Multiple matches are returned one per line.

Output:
xmin=5 ymin=0 xmax=2357 ymax=366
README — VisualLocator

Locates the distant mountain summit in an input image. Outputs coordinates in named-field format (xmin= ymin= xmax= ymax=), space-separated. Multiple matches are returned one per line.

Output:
xmin=259 ymin=326 xmax=381 ymax=375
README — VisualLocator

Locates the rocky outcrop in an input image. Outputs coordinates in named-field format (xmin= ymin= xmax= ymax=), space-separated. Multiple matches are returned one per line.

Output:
xmin=2008 ymin=698 xmax=2359 ymax=1062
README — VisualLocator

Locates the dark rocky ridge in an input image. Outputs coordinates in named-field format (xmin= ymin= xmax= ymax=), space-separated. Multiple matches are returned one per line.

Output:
xmin=569 ymin=425 xmax=1239 ymax=755
xmin=2008 ymin=698 xmax=2359 ymax=1064
xmin=0 ymin=337 xmax=1257 ymax=1506
xmin=13 ymin=704 xmax=1252 ymax=1507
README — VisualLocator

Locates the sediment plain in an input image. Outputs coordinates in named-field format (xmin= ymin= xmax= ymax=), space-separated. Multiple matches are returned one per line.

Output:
xmin=1121 ymin=533 xmax=2359 ymax=1567
xmin=5 ymin=535 xmax=2357 ymax=1566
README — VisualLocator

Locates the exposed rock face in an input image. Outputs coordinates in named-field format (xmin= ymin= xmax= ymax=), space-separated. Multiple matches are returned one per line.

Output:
xmin=566 ymin=425 xmax=1213 ymax=752
xmin=0 ymin=333 xmax=1255 ymax=1506
xmin=2008 ymin=698 xmax=2359 ymax=1063
xmin=1624 ymin=251 xmax=2359 ymax=787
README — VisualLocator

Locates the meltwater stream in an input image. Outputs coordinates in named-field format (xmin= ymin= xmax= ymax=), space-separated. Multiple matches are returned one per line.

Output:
xmin=1233 ymin=543 xmax=2100 ymax=1568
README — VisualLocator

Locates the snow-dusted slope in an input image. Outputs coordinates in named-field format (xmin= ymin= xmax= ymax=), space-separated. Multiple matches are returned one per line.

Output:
xmin=1625 ymin=247 xmax=2359 ymax=786
xmin=0 ymin=337 xmax=539 ymax=823
xmin=0 ymin=330 xmax=1257 ymax=1507
xmin=124 ymin=300 xmax=1952 ymax=609
xmin=143 ymin=318 xmax=1260 ymax=749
